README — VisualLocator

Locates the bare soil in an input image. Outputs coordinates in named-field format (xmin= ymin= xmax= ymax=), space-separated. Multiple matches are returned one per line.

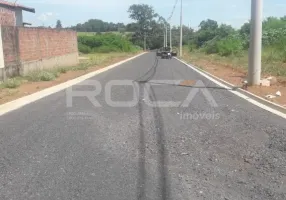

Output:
xmin=188 ymin=59 xmax=286 ymax=107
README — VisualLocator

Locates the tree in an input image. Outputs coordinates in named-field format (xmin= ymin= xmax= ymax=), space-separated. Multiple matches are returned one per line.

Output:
xmin=190 ymin=19 xmax=219 ymax=47
xmin=263 ymin=17 xmax=286 ymax=30
xmin=217 ymin=24 xmax=235 ymax=38
xmin=128 ymin=4 xmax=158 ymax=49
xmin=56 ymin=20 xmax=62 ymax=28
xmin=239 ymin=22 xmax=251 ymax=37
xmin=128 ymin=4 xmax=157 ymax=29
xmin=70 ymin=19 xmax=126 ymax=32
xmin=199 ymin=19 xmax=218 ymax=30
xmin=126 ymin=23 xmax=139 ymax=32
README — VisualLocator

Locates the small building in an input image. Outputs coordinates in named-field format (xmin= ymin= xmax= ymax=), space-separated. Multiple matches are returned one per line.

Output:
xmin=0 ymin=0 xmax=35 ymax=26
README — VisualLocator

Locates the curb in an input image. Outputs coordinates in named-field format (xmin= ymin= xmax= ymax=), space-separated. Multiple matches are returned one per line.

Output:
xmin=0 ymin=52 xmax=146 ymax=117
xmin=175 ymin=57 xmax=286 ymax=118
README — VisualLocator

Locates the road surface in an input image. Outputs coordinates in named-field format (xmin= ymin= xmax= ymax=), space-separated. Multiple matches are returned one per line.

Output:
xmin=0 ymin=53 xmax=286 ymax=200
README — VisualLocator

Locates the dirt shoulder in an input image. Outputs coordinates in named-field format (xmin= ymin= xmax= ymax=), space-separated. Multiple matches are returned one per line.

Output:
xmin=0 ymin=52 xmax=141 ymax=105
xmin=182 ymin=52 xmax=286 ymax=107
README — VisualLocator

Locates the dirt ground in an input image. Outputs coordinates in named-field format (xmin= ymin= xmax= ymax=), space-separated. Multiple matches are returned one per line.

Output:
xmin=0 ymin=55 xmax=136 ymax=105
xmin=188 ymin=59 xmax=286 ymax=107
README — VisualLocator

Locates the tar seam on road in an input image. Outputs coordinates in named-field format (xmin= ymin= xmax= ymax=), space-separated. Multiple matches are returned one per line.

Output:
xmin=136 ymin=84 xmax=147 ymax=200
xmin=135 ymin=54 xmax=171 ymax=199
xmin=149 ymin=86 xmax=171 ymax=200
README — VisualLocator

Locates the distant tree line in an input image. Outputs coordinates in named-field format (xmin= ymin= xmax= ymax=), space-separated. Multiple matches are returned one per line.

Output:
xmin=69 ymin=4 xmax=194 ymax=50
xmin=188 ymin=16 xmax=286 ymax=60
xmin=72 ymin=3 xmax=286 ymax=59
xmin=71 ymin=19 xmax=126 ymax=33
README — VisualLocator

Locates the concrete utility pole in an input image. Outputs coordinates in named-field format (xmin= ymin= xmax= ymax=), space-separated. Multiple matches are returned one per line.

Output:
xmin=163 ymin=30 xmax=166 ymax=47
xmin=170 ymin=23 xmax=172 ymax=51
xmin=179 ymin=0 xmax=183 ymax=57
xmin=248 ymin=0 xmax=263 ymax=85
xmin=165 ymin=24 xmax=168 ymax=47
xmin=144 ymin=32 xmax=146 ymax=51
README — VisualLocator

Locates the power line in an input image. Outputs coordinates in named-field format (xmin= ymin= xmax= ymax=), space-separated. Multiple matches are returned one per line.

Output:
xmin=165 ymin=0 xmax=179 ymax=49
xmin=167 ymin=0 xmax=179 ymax=21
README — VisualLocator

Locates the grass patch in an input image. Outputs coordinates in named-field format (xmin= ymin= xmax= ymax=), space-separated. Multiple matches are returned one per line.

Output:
xmin=2 ymin=78 xmax=22 ymax=89
xmin=26 ymin=70 xmax=59 ymax=82
xmin=57 ymin=67 xmax=68 ymax=74
xmin=183 ymin=46 xmax=286 ymax=78
xmin=71 ymin=63 xmax=90 ymax=71
xmin=75 ymin=52 xmax=135 ymax=70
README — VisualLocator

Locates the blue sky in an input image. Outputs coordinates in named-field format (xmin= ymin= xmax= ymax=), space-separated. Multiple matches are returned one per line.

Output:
xmin=20 ymin=0 xmax=286 ymax=29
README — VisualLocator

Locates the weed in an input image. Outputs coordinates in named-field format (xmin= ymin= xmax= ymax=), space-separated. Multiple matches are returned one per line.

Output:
xmin=2 ymin=78 xmax=22 ymax=88
xmin=26 ymin=71 xmax=57 ymax=82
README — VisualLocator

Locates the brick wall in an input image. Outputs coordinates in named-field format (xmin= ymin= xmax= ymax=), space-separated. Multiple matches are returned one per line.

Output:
xmin=0 ymin=7 xmax=15 ymax=26
xmin=1 ymin=26 xmax=78 ymax=79
xmin=18 ymin=28 xmax=78 ymax=62
xmin=1 ymin=26 xmax=19 ymax=77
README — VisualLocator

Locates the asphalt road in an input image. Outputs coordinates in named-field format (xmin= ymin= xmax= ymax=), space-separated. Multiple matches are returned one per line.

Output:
xmin=0 ymin=53 xmax=286 ymax=200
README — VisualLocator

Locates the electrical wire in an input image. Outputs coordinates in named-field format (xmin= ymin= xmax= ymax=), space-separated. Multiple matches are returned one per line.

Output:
xmin=167 ymin=0 xmax=179 ymax=21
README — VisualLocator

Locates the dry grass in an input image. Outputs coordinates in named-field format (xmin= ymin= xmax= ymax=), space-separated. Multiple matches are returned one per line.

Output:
xmin=184 ymin=47 xmax=286 ymax=78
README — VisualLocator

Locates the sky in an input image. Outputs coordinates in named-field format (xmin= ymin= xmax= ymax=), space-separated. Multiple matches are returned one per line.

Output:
xmin=18 ymin=0 xmax=286 ymax=29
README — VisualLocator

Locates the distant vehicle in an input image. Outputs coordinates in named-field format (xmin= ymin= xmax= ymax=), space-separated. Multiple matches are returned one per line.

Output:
xmin=159 ymin=47 xmax=173 ymax=59
xmin=157 ymin=47 xmax=177 ymax=58
xmin=161 ymin=51 xmax=172 ymax=59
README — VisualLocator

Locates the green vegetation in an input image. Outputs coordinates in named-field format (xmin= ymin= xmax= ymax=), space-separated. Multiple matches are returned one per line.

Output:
xmin=71 ymin=19 xmax=126 ymax=33
xmin=72 ymin=5 xmax=193 ymax=50
xmin=77 ymin=32 xmax=133 ymax=37
xmin=189 ymin=17 xmax=286 ymax=59
xmin=186 ymin=17 xmax=286 ymax=77
xmin=1 ymin=78 xmax=22 ymax=89
xmin=26 ymin=70 xmax=59 ymax=82
xmin=78 ymin=33 xmax=141 ymax=54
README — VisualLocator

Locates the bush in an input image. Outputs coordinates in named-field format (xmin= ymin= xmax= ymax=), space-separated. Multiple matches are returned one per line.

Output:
xmin=216 ymin=36 xmax=243 ymax=56
xmin=3 ymin=78 xmax=22 ymax=88
xmin=78 ymin=34 xmax=135 ymax=53
xmin=202 ymin=37 xmax=220 ymax=54
xmin=189 ymin=42 xmax=198 ymax=52
xmin=78 ymin=43 xmax=92 ymax=54
xmin=93 ymin=46 xmax=120 ymax=53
